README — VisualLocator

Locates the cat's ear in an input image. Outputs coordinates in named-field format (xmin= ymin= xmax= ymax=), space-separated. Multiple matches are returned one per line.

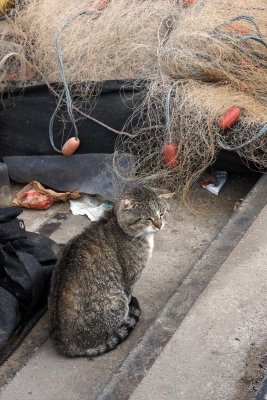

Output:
xmin=151 ymin=187 xmax=175 ymax=199
xmin=120 ymin=196 xmax=137 ymax=210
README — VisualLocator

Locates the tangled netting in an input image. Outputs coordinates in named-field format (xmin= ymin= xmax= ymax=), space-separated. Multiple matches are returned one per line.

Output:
xmin=3 ymin=0 xmax=178 ymax=152
xmin=9 ymin=0 xmax=177 ymax=87
xmin=1 ymin=0 xmax=267 ymax=200
xmin=0 ymin=19 xmax=30 ymax=90
xmin=113 ymin=0 xmax=267 ymax=200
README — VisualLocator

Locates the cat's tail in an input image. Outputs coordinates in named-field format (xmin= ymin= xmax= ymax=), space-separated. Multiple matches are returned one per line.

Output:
xmin=78 ymin=296 xmax=141 ymax=357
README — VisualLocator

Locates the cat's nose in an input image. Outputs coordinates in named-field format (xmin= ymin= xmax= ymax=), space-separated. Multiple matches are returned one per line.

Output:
xmin=153 ymin=219 xmax=162 ymax=229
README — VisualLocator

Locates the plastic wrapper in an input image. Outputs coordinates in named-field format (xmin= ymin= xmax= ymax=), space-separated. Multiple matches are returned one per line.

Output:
xmin=201 ymin=171 xmax=228 ymax=195
xmin=12 ymin=181 xmax=80 ymax=209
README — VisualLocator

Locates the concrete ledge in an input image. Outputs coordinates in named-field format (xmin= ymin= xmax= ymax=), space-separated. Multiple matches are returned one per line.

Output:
xmin=96 ymin=174 xmax=267 ymax=400
xmin=130 ymin=192 xmax=267 ymax=400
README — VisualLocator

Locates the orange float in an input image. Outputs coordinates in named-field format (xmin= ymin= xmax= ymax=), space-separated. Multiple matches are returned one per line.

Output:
xmin=224 ymin=22 xmax=250 ymax=35
xmin=218 ymin=106 xmax=241 ymax=130
xmin=62 ymin=137 xmax=80 ymax=156
xmin=96 ymin=0 xmax=109 ymax=10
xmin=164 ymin=143 xmax=178 ymax=168
xmin=183 ymin=0 xmax=197 ymax=6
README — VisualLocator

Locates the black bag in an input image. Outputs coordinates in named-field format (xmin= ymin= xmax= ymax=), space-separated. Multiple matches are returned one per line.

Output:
xmin=0 ymin=207 xmax=61 ymax=364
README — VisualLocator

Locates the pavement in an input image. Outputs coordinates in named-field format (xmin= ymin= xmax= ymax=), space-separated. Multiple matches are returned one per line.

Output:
xmin=0 ymin=173 xmax=266 ymax=400
xmin=129 ymin=200 xmax=267 ymax=400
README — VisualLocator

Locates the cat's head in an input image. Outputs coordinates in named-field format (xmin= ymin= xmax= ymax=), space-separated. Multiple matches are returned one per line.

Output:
xmin=115 ymin=186 xmax=172 ymax=237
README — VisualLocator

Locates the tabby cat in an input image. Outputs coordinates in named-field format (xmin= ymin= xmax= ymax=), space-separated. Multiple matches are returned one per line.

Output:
xmin=49 ymin=185 xmax=170 ymax=357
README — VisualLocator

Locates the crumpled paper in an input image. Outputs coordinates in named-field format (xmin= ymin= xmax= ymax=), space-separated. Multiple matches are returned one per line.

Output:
xmin=12 ymin=181 xmax=80 ymax=210
xmin=69 ymin=194 xmax=112 ymax=221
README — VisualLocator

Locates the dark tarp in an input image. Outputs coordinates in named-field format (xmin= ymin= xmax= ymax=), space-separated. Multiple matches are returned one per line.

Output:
xmin=0 ymin=81 xmax=142 ymax=158
xmin=0 ymin=81 xmax=259 ymax=173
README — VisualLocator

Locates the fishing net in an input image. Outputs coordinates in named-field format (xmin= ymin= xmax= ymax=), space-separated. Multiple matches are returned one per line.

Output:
xmin=10 ymin=0 xmax=177 ymax=89
xmin=114 ymin=81 xmax=267 ymax=200
xmin=0 ymin=20 xmax=30 ymax=91
xmin=2 ymin=0 xmax=178 ymax=153
xmin=1 ymin=0 xmax=267 ymax=200
xmin=114 ymin=0 xmax=267 ymax=200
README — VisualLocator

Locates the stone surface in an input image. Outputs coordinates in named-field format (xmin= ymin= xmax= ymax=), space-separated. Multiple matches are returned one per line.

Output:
xmin=0 ymin=174 xmax=259 ymax=399
xmin=130 ymin=204 xmax=267 ymax=400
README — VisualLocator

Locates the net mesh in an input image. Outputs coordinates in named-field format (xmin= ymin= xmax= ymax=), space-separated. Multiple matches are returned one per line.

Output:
xmin=114 ymin=0 xmax=267 ymax=200
xmin=1 ymin=0 xmax=267 ymax=200
xmin=11 ymin=0 xmax=177 ymax=86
